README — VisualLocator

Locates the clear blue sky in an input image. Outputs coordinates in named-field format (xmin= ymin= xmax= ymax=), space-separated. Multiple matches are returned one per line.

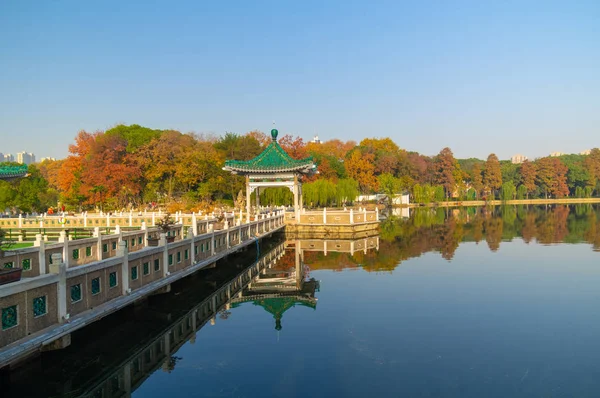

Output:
xmin=0 ymin=0 xmax=598 ymax=160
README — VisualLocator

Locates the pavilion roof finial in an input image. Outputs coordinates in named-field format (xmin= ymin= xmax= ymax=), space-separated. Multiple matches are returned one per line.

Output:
xmin=271 ymin=120 xmax=278 ymax=141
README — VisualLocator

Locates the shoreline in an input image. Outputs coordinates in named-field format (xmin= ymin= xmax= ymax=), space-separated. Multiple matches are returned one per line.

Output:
xmin=404 ymin=198 xmax=600 ymax=208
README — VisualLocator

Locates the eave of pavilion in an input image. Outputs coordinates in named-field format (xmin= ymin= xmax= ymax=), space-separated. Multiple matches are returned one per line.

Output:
xmin=0 ymin=165 xmax=29 ymax=181
xmin=223 ymin=129 xmax=316 ymax=177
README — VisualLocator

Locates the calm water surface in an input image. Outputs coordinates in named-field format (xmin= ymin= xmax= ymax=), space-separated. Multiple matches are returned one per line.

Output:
xmin=7 ymin=205 xmax=600 ymax=398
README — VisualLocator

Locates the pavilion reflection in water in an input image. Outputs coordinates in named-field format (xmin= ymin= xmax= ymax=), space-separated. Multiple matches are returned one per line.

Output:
xmin=5 ymin=235 xmax=379 ymax=398
xmin=231 ymin=235 xmax=379 ymax=330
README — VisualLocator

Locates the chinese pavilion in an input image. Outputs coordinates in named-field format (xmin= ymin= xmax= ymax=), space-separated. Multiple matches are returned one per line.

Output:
xmin=223 ymin=128 xmax=316 ymax=220
xmin=0 ymin=165 xmax=28 ymax=181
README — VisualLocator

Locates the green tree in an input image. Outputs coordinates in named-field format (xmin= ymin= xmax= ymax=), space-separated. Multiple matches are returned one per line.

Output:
xmin=335 ymin=179 xmax=359 ymax=206
xmin=105 ymin=124 xmax=163 ymax=153
xmin=378 ymin=173 xmax=401 ymax=205
xmin=500 ymin=181 xmax=516 ymax=201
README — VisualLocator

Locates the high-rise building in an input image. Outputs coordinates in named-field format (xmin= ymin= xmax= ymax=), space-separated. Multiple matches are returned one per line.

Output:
xmin=16 ymin=152 xmax=36 ymax=165
xmin=40 ymin=157 xmax=57 ymax=162
xmin=511 ymin=154 xmax=528 ymax=164
xmin=4 ymin=154 xmax=14 ymax=162
xmin=549 ymin=151 xmax=564 ymax=157
xmin=311 ymin=135 xmax=321 ymax=144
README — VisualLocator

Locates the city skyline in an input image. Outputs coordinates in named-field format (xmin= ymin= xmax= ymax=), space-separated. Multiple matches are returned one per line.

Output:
xmin=1 ymin=1 xmax=598 ymax=160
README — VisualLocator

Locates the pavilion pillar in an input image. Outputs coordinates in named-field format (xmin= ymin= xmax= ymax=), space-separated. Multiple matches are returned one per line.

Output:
xmin=246 ymin=175 xmax=251 ymax=223
xmin=295 ymin=241 xmax=302 ymax=289
xmin=299 ymin=183 xmax=303 ymax=212
xmin=293 ymin=175 xmax=299 ymax=220
xmin=255 ymin=187 xmax=260 ymax=210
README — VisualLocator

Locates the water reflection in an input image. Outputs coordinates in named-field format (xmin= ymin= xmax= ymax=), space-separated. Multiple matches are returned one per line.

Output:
xmin=232 ymin=241 xmax=320 ymax=331
xmin=373 ymin=205 xmax=600 ymax=272
xmin=5 ymin=239 xmax=287 ymax=398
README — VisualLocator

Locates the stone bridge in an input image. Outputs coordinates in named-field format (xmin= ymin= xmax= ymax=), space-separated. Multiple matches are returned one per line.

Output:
xmin=0 ymin=212 xmax=285 ymax=367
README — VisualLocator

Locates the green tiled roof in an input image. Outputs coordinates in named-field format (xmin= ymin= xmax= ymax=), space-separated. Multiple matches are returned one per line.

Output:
xmin=0 ymin=165 xmax=28 ymax=180
xmin=253 ymin=297 xmax=316 ymax=330
xmin=224 ymin=140 xmax=315 ymax=174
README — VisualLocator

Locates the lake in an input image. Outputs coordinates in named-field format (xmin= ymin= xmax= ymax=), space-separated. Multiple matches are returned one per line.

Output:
xmin=5 ymin=204 xmax=600 ymax=397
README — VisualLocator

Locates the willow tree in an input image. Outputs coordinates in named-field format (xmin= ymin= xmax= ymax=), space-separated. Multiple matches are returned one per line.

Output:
xmin=335 ymin=179 xmax=359 ymax=206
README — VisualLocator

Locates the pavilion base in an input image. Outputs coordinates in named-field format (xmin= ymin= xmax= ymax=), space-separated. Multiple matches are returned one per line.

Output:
xmin=284 ymin=222 xmax=379 ymax=240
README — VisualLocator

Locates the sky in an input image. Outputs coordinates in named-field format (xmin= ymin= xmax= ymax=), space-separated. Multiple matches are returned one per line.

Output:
xmin=0 ymin=0 xmax=598 ymax=161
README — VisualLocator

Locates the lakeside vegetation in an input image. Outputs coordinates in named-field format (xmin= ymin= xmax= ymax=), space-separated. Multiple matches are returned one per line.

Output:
xmin=304 ymin=204 xmax=600 ymax=273
xmin=1 ymin=124 xmax=599 ymax=213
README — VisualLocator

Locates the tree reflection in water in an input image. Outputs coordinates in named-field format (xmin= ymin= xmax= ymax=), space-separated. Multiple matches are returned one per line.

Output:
xmin=303 ymin=205 xmax=600 ymax=273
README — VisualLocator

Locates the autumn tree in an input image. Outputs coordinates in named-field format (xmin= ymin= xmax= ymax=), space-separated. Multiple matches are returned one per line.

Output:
xmin=57 ymin=130 xmax=99 ymax=207
xmin=519 ymin=160 xmax=536 ymax=199
xmin=483 ymin=154 xmax=502 ymax=199
xmin=433 ymin=147 xmax=460 ymax=199
xmin=246 ymin=130 xmax=270 ymax=148
xmin=536 ymin=157 xmax=569 ymax=198
xmin=80 ymin=133 xmax=141 ymax=209
xmin=585 ymin=148 xmax=600 ymax=193
xmin=278 ymin=134 xmax=308 ymax=160
xmin=470 ymin=163 xmax=483 ymax=199
xmin=345 ymin=149 xmax=377 ymax=193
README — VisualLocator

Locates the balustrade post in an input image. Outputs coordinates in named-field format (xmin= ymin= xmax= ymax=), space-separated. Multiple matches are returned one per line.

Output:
xmin=160 ymin=233 xmax=169 ymax=277
xmin=141 ymin=221 xmax=148 ymax=246
xmin=188 ymin=227 xmax=195 ymax=263
xmin=34 ymin=234 xmax=46 ymax=275
xmin=161 ymin=333 xmax=171 ymax=371
xmin=191 ymin=212 xmax=198 ymax=236
xmin=122 ymin=363 xmax=132 ymax=396
xmin=94 ymin=227 xmax=102 ymax=260
xmin=323 ymin=207 xmax=327 ymax=224
xmin=118 ymin=241 xmax=129 ymax=295
xmin=350 ymin=209 xmax=354 ymax=224
xmin=59 ymin=231 xmax=69 ymax=268
xmin=211 ymin=229 xmax=216 ymax=256
xmin=50 ymin=253 xmax=67 ymax=323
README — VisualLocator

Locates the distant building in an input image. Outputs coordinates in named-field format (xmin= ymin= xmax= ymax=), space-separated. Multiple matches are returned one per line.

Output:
xmin=16 ymin=152 xmax=35 ymax=165
xmin=511 ymin=154 xmax=528 ymax=164
xmin=580 ymin=149 xmax=591 ymax=156
xmin=4 ymin=154 xmax=14 ymax=162
xmin=549 ymin=151 xmax=564 ymax=157
xmin=0 ymin=153 xmax=3 ymax=162
xmin=40 ymin=157 xmax=56 ymax=162
xmin=310 ymin=135 xmax=321 ymax=144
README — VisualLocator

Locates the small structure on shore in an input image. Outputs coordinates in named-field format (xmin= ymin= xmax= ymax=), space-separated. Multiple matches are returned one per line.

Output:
xmin=223 ymin=128 xmax=316 ymax=220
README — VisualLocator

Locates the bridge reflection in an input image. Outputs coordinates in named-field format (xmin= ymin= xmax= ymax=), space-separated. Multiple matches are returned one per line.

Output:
xmin=4 ymin=234 xmax=380 ymax=397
